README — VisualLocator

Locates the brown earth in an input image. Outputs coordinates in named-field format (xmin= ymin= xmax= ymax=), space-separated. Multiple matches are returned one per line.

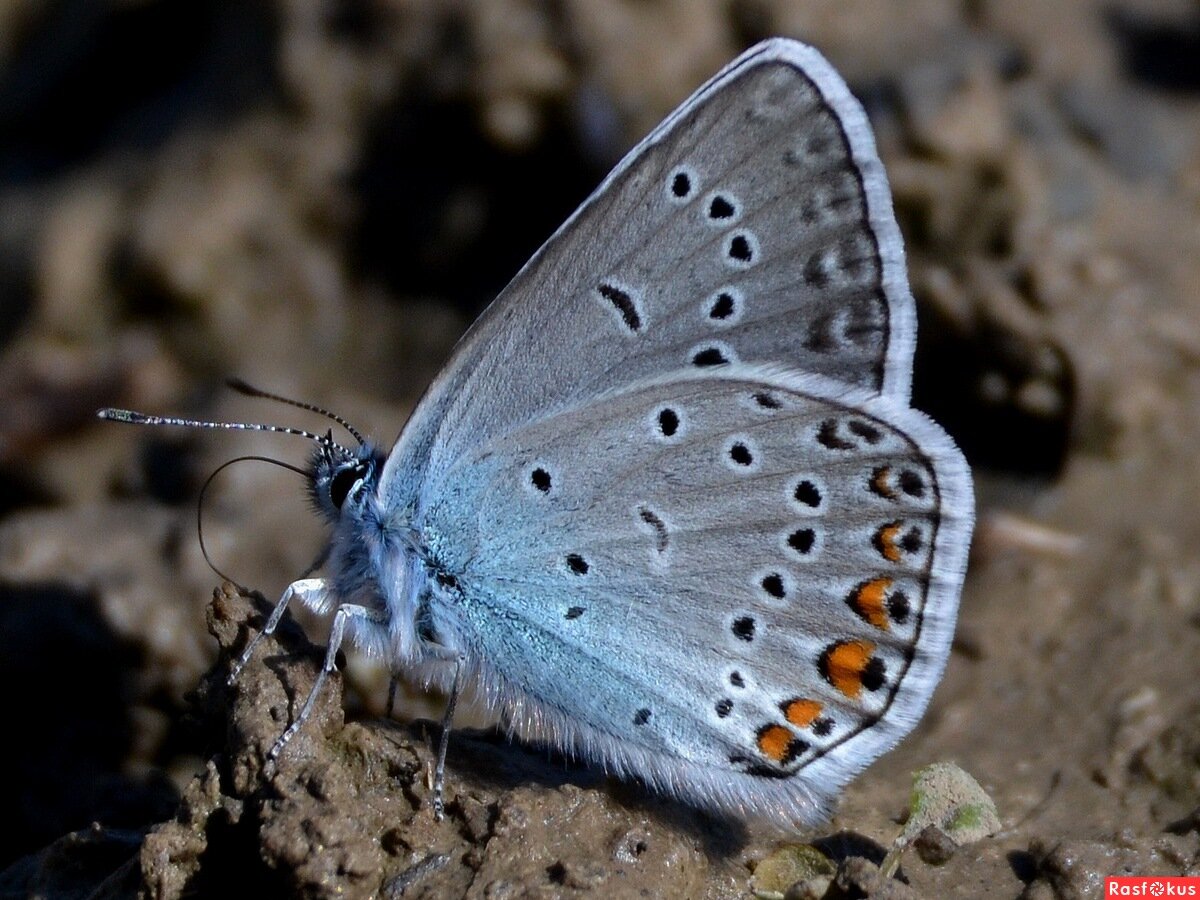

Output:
xmin=2 ymin=1 xmax=1200 ymax=897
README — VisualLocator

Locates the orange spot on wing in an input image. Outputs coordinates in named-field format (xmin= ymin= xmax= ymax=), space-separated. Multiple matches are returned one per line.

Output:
xmin=849 ymin=577 xmax=893 ymax=630
xmin=783 ymin=698 xmax=823 ymax=728
xmin=875 ymin=522 xmax=903 ymax=562
xmin=871 ymin=466 xmax=897 ymax=499
xmin=821 ymin=640 xmax=877 ymax=699
xmin=757 ymin=724 xmax=794 ymax=763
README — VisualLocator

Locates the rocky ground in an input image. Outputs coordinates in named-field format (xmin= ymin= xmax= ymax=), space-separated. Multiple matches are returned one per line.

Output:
xmin=2 ymin=1 xmax=1200 ymax=897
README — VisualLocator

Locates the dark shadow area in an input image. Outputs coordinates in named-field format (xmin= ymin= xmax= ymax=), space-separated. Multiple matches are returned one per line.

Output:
xmin=184 ymin=805 xmax=287 ymax=897
xmin=135 ymin=436 xmax=205 ymax=507
xmin=109 ymin=237 xmax=205 ymax=329
xmin=0 ymin=825 xmax=144 ymax=898
xmin=0 ymin=466 xmax=57 ymax=517
xmin=415 ymin=723 xmax=750 ymax=856
xmin=811 ymin=830 xmax=889 ymax=866
xmin=0 ymin=581 xmax=178 ymax=869
xmin=913 ymin=307 xmax=1075 ymax=478
xmin=1008 ymin=848 xmax=1039 ymax=884
xmin=349 ymin=78 xmax=604 ymax=314
xmin=396 ymin=721 xmax=604 ymax=797
xmin=0 ymin=0 xmax=279 ymax=184
xmin=1108 ymin=6 xmax=1200 ymax=94
xmin=0 ymin=250 xmax=34 ymax=353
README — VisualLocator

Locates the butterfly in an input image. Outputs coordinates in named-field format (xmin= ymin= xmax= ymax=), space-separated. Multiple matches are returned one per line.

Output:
xmin=101 ymin=37 xmax=973 ymax=828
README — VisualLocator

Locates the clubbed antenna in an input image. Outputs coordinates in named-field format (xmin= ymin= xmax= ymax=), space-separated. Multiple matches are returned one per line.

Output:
xmin=96 ymin=408 xmax=351 ymax=457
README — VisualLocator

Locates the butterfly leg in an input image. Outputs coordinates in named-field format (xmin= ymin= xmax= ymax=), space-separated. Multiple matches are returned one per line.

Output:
xmin=227 ymin=577 xmax=327 ymax=685
xmin=266 ymin=602 xmax=386 ymax=764
xmin=431 ymin=656 xmax=464 ymax=821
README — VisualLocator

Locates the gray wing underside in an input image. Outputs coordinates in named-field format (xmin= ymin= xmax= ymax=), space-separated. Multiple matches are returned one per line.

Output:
xmin=381 ymin=40 xmax=915 ymax=513
xmin=419 ymin=368 xmax=972 ymax=803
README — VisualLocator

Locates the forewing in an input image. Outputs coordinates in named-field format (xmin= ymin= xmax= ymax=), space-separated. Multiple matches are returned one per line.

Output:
xmin=419 ymin=367 xmax=972 ymax=822
xmin=383 ymin=40 xmax=915 ymax=512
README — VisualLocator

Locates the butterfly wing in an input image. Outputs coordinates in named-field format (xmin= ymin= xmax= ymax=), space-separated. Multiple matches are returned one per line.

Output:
xmin=417 ymin=367 xmax=972 ymax=825
xmin=381 ymin=39 xmax=915 ymax=513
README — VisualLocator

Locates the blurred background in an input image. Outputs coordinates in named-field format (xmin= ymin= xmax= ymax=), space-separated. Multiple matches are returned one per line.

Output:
xmin=1 ymin=0 xmax=1198 ymax=896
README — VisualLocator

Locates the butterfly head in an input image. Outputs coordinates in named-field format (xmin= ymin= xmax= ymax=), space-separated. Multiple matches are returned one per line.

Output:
xmin=309 ymin=436 xmax=387 ymax=524
xmin=97 ymin=378 xmax=390 ymax=530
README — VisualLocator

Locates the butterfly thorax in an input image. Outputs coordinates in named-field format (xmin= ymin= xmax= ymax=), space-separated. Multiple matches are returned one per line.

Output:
xmin=308 ymin=440 xmax=440 ymax=665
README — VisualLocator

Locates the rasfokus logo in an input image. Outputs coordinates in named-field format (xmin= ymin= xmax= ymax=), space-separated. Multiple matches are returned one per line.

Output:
xmin=1106 ymin=877 xmax=1200 ymax=896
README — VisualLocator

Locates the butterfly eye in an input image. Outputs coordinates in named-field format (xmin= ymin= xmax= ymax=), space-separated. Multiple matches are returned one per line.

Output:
xmin=329 ymin=463 xmax=366 ymax=510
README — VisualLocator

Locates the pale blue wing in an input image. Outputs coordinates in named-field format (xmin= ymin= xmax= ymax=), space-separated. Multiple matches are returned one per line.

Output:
xmin=381 ymin=40 xmax=915 ymax=515
xmin=416 ymin=367 xmax=971 ymax=824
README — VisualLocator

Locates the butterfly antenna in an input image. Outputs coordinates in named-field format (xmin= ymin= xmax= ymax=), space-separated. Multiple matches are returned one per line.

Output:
xmin=97 ymin=408 xmax=352 ymax=457
xmin=226 ymin=378 xmax=366 ymax=446
xmin=197 ymin=455 xmax=310 ymax=589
